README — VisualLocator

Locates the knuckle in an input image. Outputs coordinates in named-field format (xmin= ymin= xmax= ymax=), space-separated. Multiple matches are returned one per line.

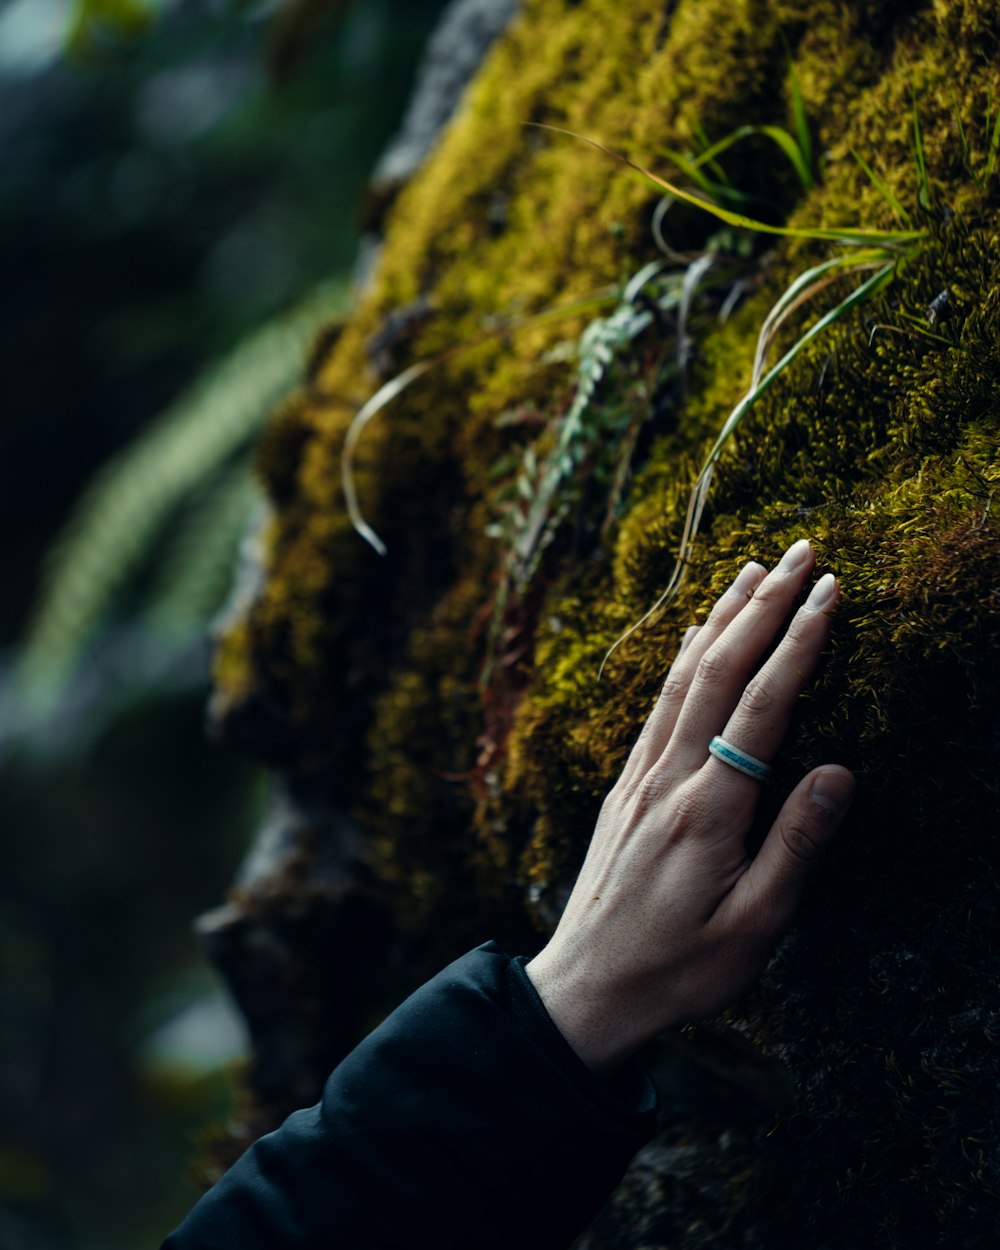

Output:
xmin=659 ymin=672 xmax=688 ymax=704
xmin=600 ymin=787 xmax=625 ymax=818
xmin=783 ymin=611 xmax=816 ymax=645
xmin=668 ymin=785 xmax=708 ymax=827
xmin=747 ymin=579 xmax=782 ymax=608
xmin=740 ymin=673 xmax=777 ymax=716
xmin=706 ymin=594 xmax=738 ymax=626
xmin=779 ymin=816 xmax=826 ymax=865
xmin=635 ymin=769 xmax=671 ymax=807
xmin=636 ymin=776 xmax=709 ymax=832
xmin=694 ymin=644 xmax=732 ymax=687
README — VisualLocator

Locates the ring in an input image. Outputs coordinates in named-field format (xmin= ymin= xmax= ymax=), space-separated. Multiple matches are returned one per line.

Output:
xmin=708 ymin=735 xmax=772 ymax=781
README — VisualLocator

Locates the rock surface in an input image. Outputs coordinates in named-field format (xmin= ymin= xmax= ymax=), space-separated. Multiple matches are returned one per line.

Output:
xmin=204 ymin=0 xmax=1000 ymax=1242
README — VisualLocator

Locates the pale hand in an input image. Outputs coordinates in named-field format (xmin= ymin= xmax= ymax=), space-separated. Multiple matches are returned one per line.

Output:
xmin=526 ymin=539 xmax=855 ymax=1072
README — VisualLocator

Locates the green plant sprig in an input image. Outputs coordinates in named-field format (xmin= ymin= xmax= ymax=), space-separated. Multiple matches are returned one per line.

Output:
xmin=18 ymin=279 xmax=349 ymax=705
xmin=482 ymin=260 xmax=700 ymax=683
xmin=496 ymin=261 xmax=685 ymax=591
xmin=341 ymin=289 xmax=622 ymax=556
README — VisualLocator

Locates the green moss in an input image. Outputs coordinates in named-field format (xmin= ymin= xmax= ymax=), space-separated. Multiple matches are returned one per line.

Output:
xmin=216 ymin=0 xmax=1000 ymax=1241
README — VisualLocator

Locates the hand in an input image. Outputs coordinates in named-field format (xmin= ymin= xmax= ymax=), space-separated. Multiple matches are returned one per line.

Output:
xmin=525 ymin=539 xmax=855 ymax=1072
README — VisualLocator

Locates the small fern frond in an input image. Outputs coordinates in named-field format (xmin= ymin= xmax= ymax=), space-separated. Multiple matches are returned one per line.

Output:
xmin=342 ymin=288 xmax=621 ymax=555
xmin=506 ymin=268 xmax=681 ymax=588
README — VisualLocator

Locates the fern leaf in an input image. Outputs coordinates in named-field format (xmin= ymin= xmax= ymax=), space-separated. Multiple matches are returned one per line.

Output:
xmin=17 ymin=280 xmax=348 ymax=703
xmin=143 ymin=458 xmax=262 ymax=637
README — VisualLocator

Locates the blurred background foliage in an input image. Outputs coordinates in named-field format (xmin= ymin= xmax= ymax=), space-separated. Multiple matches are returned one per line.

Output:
xmin=0 ymin=0 xmax=447 ymax=1244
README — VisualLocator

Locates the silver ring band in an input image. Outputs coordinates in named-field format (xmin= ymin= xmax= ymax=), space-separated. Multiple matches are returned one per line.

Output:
xmin=708 ymin=735 xmax=771 ymax=781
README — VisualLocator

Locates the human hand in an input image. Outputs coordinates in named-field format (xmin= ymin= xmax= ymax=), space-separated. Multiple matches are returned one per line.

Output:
xmin=525 ymin=539 xmax=855 ymax=1073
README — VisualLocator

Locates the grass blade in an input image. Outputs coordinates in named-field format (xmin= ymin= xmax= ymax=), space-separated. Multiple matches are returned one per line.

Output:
xmin=912 ymin=90 xmax=931 ymax=210
xmin=677 ymin=253 xmax=714 ymax=375
xmin=658 ymin=146 xmax=764 ymax=207
xmin=706 ymin=262 xmax=895 ymax=466
xmin=753 ymin=254 xmax=891 ymax=384
xmin=758 ymin=124 xmax=813 ymax=192
xmin=531 ymin=124 xmax=927 ymax=247
xmin=690 ymin=116 xmax=730 ymax=183
xmin=342 ymin=358 xmax=437 ymax=555
xmin=788 ymin=58 xmax=813 ymax=185
xmin=850 ymin=147 xmax=912 ymax=226
xmin=674 ymin=124 xmax=809 ymax=194
xmin=949 ymin=88 xmax=976 ymax=185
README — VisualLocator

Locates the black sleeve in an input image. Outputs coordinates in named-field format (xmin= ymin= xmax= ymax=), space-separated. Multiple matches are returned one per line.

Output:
xmin=162 ymin=941 xmax=656 ymax=1250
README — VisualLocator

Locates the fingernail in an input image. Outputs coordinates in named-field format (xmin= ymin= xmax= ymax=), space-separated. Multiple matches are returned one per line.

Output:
xmin=778 ymin=538 xmax=812 ymax=573
xmin=806 ymin=572 xmax=837 ymax=611
xmin=730 ymin=561 xmax=763 ymax=595
xmin=809 ymin=768 xmax=856 ymax=815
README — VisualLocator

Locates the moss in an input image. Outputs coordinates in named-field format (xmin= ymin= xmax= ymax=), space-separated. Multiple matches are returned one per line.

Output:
xmin=215 ymin=0 xmax=1000 ymax=1242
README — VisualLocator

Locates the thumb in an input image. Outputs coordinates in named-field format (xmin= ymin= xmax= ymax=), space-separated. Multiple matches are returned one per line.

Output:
xmin=745 ymin=765 xmax=856 ymax=927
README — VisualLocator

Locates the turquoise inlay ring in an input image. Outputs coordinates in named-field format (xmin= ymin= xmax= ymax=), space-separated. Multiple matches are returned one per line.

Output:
xmin=708 ymin=735 xmax=772 ymax=782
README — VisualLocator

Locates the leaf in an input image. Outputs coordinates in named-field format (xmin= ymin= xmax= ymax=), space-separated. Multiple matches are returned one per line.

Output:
xmin=751 ymin=250 xmax=894 ymax=384
xmin=756 ymin=124 xmax=812 ymax=193
xmin=949 ymin=88 xmax=975 ymax=185
xmin=18 ymin=279 xmax=349 ymax=702
xmin=658 ymin=147 xmax=763 ymax=208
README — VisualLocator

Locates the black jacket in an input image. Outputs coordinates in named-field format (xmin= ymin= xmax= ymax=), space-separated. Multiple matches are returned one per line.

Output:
xmin=162 ymin=942 xmax=656 ymax=1249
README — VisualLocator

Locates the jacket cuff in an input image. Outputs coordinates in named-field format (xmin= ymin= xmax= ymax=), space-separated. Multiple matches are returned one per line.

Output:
xmin=507 ymin=953 xmax=657 ymax=1119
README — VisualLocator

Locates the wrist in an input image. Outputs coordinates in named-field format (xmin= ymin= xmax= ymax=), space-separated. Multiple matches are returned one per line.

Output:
xmin=524 ymin=949 xmax=646 ymax=1075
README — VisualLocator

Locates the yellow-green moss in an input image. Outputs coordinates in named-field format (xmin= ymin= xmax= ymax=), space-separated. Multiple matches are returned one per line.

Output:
xmin=216 ymin=0 xmax=1000 ymax=1241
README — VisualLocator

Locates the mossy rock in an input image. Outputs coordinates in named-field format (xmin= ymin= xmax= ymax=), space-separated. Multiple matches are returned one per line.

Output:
xmin=211 ymin=0 xmax=1000 ymax=1243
